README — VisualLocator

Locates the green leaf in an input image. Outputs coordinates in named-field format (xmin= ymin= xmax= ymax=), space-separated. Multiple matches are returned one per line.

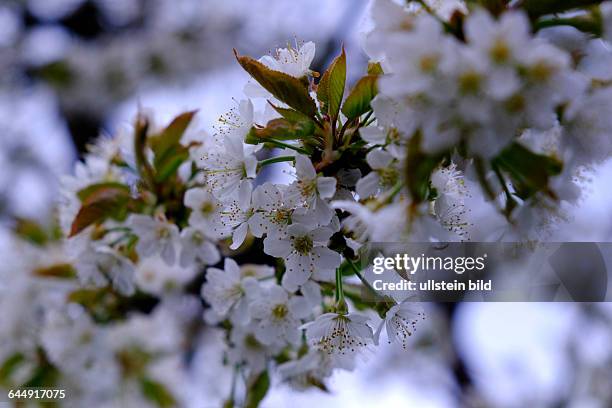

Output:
xmin=33 ymin=263 xmax=77 ymax=279
xmin=148 ymin=110 xmax=197 ymax=158
xmin=13 ymin=219 xmax=49 ymax=246
xmin=35 ymin=60 xmax=74 ymax=87
xmin=148 ymin=111 xmax=197 ymax=183
xmin=70 ymin=185 xmax=131 ymax=237
xmin=367 ymin=61 xmax=384 ymax=75
xmin=140 ymin=377 xmax=177 ymax=408
xmin=23 ymin=361 xmax=59 ymax=388
xmin=521 ymin=0 xmax=601 ymax=19
xmin=246 ymin=118 xmax=315 ymax=143
xmin=268 ymin=102 xmax=313 ymax=123
xmin=317 ymin=46 xmax=346 ymax=120
xmin=234 ymin=50 xmax=317 ymax=117
xmin=134 ymin=114 xmax=156 ymax=189
xmin=77 ymin=182 xmax=131 ymax=202
xmin=341 ymin=75 xmax=378 ymax=120
xmin=245 ymin=371 xmax=270 ymax=408
xmin=153 ymin=144 xmax=190 ymax=183
xmin=0 ymin=353 xmax=25 ymax=384
xmin=492 ymin=142 xmax=563 ymax=200
xmin=405 ymin=132 xmax=446 ymax=203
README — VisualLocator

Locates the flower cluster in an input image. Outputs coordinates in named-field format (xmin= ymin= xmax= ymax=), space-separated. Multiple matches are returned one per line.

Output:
xmin=2 ymin=0 xmax=612 ymax=406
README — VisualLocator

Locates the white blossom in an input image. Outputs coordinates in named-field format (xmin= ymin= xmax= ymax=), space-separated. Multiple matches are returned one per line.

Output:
xmin=302 ymin=312 xmax=373 ymax=356
xmin=248 ymin=285 xmax=311 ymax=347
xmin=249 ymin=182 xmax=294 ymax=238
xmin=200 ymin=134 xmax=257 ymax=199
xmin=263 ymin=223 xmax=341 ymax=292
xmin=178 ymin=226 xmax=220 ymax=267
xmin=135 ymin=255 xmax=198 ymax=296
xmin=183 ymin=188 xmax=229 ymax=238
xmin=374 ymin=300 xmax=425 ymax=348
xmin=128 ymin=214 xmax=179 ymax=265
xmin=285 ymin=155 xmax=337 ymax=225
xmin=201 ymin=258 xmax=273 ymax=325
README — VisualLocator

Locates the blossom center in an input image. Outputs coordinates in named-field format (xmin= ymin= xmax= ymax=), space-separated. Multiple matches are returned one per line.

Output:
xmin=298 ymin=179 xmax=317 ymax=198
xmin=490 ymin=39 xmax=511 ymax=64
xmin=157 ymin=227 xmax=170 ymax=239
xmin=191 ymin=231 xmax=204 ymax=245
xmin=458 ymin=70 xmax=481 ymax=95
xmin=273 ymin=209 xmax=291 ymax=224
xmin=504 ymin=93 xmax=525 ymax=113
xmin=201 ymin=201 xmax=215 ymax=215
xmin=272 ymin=304 xmax=288 ymax=319
xmin=419 ymin=55 xmax=439 ymax=73
xmin=293 ymin=235 xmax=313 ymax=255
xmin=528 ymin=61 xmax=553 ymax=82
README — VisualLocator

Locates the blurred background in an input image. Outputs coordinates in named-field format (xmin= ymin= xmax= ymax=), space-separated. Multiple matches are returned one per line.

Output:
xmin=1 ymin=0 xmax=612 ymax=406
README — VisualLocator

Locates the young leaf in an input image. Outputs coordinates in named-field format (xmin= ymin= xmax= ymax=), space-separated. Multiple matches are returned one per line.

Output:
xmin=317 ymin=46 xmax=346 ymax=120
xmin=70 ymin=185 xmax=131 ymax=237
xmin=0 ymin=353 xmax=25 ymax=384
xmin=492 ymin=142 xmax=563 ymax=199
xmin=33 ymin=263 xmax=77 ymax=279
xmin=153 ymin=144 xmax=190 ymax=183
xmin=140 ymin=377 xmax=176 ymax=408
xmin=77 ymin=182 xmax=131 ymax=202
xmin=147 ymin=111 xmax=197 ymax=183
xmin=367 ymin=61 xmax=384 ymax=75
xmin=245 ymin=371 xmax=270 ymax=408
xmin=234 ymin=50 xmax=317 ymax=117
xmin=341 ymin=75 xmax=378 ymax=120
xmin=148 ymin=110 xmax=197 ymax=158
xmin=246 ymin=118 xmax=315 ymax=142
xmin=405 ymin=132 xmax=446 ymax=203
xmin=268 ymin=102 xmax=313 ymax=123
xmin=521 ymin=0 xmax=601 ymax=19
xmin=13 ymin=219 xmax=49 ymax=246
xmin=134 ymin=114 xmax=156 ymax=189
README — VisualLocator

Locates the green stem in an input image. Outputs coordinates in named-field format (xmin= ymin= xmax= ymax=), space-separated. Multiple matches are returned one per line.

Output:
xmin=373 ymin=181 xmax=404 ymax=210
xmin=519 ymin=0 xmax=602 ymax=19
xmin=335 ymin=267 xmax=344 ymax=303
xmin=492 ymin=163 xmax=517 ymax=218
xmin=346 ymin=258 xmax=379 ymax=298
xmin=360 ymin=110 xmax=373 ymax=127
xmin=338 ymin=117 xmax=357 ymax=147
xmin=534 ymin=16 xmax=602 ymax=35
xmin=266 ymin=139 xmax=309 ymax=155
xmin=134 ymin=115 xmax=157 ymax=193
xmin=258 ymin=156 xmax=295 ymax=169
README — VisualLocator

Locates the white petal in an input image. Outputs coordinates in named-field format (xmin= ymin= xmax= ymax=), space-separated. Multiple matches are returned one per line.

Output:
xmin=360 ymin=126 xmax=386 ymax=145
xmin=313 ymin=247 xmax=341 ymax=271
xmin=244 ymin=155 xmax=258 ymax=179
xmin=263 ymin=235 xmax=292 ymax=257
xmin=224 ymin=258 xmax=241 ymax=279
xmin=366 ymin=149 xmax=393 ymax=169
xmin=230 ymin=223 xmax=249 ymax=250
xmin=288 ymin=296 xmax=311 ymax=319
xmin=316 ymin=177 xmax=337 ymax=199
xmin=356 ymin=173 xmax=380 ymax=198
xmin=295 ymin=155 xmax=316 ymax=180
xmin=281 ymin=267 xmax=310 ymax=292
